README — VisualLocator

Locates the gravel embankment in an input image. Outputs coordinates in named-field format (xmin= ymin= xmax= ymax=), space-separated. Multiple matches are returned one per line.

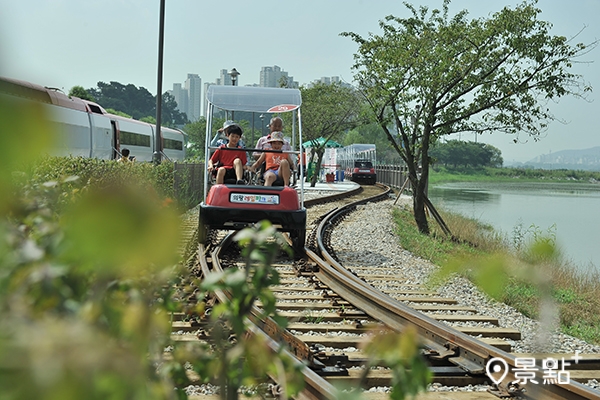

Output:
xmin=327 ymin=194 xmax=600 ymax=392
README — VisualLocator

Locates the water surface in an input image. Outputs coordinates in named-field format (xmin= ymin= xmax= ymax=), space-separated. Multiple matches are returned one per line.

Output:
xmin=428 ymin=181 xmax=600 ymax=274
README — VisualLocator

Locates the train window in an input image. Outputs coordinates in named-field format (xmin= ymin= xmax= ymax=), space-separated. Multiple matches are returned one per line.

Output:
xmin=87 ymin=104 xmax=104 ymax=114
xmin=120 ymin=131 xmax=151 ymax=147
xmin=164 ymin=138 xmax=183 ymax=150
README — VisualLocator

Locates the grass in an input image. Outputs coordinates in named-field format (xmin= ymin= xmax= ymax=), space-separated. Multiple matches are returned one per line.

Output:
xmin=392 ymin=201 xmax=600 ymax=345
xmin=429 ymin=166 xmax=600 ymax=185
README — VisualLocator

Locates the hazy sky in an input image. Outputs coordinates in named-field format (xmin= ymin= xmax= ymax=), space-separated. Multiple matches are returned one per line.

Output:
xmin=1 ymin=0 xmax=598 ymax=163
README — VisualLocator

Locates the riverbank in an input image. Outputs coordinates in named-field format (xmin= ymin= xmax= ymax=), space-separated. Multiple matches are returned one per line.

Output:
xmin=392 ymin=190 xmax=600 ymax=345
xmin=429 ymin=166 xmax=600 ymax=185
xmin=330 ymin=197 xmax=600 ymax=357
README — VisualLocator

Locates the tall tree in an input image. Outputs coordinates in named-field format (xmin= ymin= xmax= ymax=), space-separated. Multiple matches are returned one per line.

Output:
xmin=430 ymin=140 xmax=503 ymax=168
xmin=161 ymin=92 xmax=188 ymax=126
xmin=68 ymin=85 xmax=95 ymax=101
xmin=86 ymin=82 xmax=187 ymax=128
xmin=183 ymin=117 xmax=207 ymax=160
xmin=342 ymin=0 xmax=596 ymax=233
xmin=299 ymin=83 xmax=363 ymax=186
xmin=88 ymin=81 xmax=155 ymax=120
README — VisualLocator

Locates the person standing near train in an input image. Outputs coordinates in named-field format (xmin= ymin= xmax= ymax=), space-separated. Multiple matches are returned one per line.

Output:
xmin=117 ymin=148 xmax=135 ymax=162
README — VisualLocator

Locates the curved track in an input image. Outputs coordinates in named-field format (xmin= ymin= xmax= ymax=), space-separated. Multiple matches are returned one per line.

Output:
xmin=177 ymin=184 xmax=600 ymax=399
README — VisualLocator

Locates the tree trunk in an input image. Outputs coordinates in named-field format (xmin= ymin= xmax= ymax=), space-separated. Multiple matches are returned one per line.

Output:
xmin=409 ymin=171 xmax=430 ymax=235
xmin=310 ymin=148 xmax=326 ymax=187
xmin=413 ymin=185 xmax=429 ymax=234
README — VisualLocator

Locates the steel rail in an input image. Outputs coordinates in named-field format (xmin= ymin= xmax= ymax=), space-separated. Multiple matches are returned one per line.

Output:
xmin=308 ymin=189 xmax=600 ymax=400
xmin=303 ymin=185 xmax=363 ymax=207
xmin=197 ymin=240 xmax=339 ymax=400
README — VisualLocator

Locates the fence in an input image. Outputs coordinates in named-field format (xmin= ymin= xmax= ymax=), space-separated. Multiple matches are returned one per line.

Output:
xmin=173 ymin=162 xmax=204 ymax=208
xmin=376 ymin=165 xmax=410 ymax=191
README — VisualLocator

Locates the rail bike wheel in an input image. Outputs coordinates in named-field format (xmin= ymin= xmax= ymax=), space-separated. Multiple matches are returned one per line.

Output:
xmin=290 ymin=228 xmax=306 ymax=259
xmin=198 ymin=221 xmax=211 ymax=246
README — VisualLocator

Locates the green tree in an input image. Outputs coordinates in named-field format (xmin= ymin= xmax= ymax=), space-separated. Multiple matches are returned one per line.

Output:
xmin=86 ymin=82 xmax=187 ymax=128
xmin=342 ymin=0 xmax=596 ymax=234
xmin=88 ymin=81 xmax=155 ymax=119
xmin=183 ymin=117 xmax=207 ymax=160
xmin=107 ymin=108 xmax=133 ymax=119
xmin=430 ymin=140 xmax=504 ymax=168
xmin=299 ymin=83 xmax=363 ymax=186
xmin=68 ymin=85 xmax=95 ymax=101
xmin=160 ymin=91 xmax=188 ymax=126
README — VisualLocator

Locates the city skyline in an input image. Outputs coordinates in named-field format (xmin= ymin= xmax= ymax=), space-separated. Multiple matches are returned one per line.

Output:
xmin=1 ymin=0 xmax=598 ymax=162
xmin=169 ymin=66 xmax=345 ymax=120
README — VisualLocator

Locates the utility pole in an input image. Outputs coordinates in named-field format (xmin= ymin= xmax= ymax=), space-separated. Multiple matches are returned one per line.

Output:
xmin=153 ymin=0 xmax=166 ymax=165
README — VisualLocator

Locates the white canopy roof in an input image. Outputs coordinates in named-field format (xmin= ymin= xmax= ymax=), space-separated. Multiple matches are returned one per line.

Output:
xmin=206 ymin=85 xmax=301 ymax=113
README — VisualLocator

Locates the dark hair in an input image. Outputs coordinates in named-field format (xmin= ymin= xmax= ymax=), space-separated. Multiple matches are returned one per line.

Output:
xmin=226 ymin=124 xmax=243 ymax=137
xmin=122 ymin=148 xmax=130 ymax=157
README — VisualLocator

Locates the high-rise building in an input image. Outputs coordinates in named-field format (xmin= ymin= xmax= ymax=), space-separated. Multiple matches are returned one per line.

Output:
xmin=171 ymin=83 xmax=188 ymax=116
xmin=259 ymin=65 xmax=298 ymax=88
xmin=306 ymin=76 xmax=354 ymax=89
xmin=185 ymin=74 xmax=202 ymax=121
xmin=219 ymin=69 xmax=233 ymax=86
xmin=171 ymin=74 xmax=202 ymax=122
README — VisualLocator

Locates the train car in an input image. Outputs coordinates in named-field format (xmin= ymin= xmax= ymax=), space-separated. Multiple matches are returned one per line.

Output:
xmin=199 ymin=85 xmax=306 ymax=256
xmin=339 ymin=144 xmax=377 ymax=184
xmin=0 ymin=76 xmax=187 ymax=162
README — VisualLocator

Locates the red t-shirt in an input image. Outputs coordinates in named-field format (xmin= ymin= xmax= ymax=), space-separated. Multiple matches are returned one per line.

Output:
xmin=210 ymin=145 xmax=247 ymax=168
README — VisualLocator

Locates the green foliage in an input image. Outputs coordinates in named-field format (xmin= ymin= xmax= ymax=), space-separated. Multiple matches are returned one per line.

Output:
xmin=359 ymin=327 xmax=431 ymax=400
xmin=502 ymin=280 xmax=540 ymax=318
xmin=429 ymin=166 xmax=600 ymax=185
xmin=0 ymin=98 xmax=186 ymax=396
xmin=0 ymin=98 xmax=184 ymax=398
xmin=106 ymin=108 xmax=133 ymax=118
xmin=1 ymin=96 xmax=306 ymax=398
xmin=394 ymin=194 xmax=600 ymax=344
xmin=23 ymin=156 xmax=176 ymax=208
xmin=392 ymin=205 xmax=483 ymax=265
xmin=179 ymin=221 xmax=304 ymax=400
xmin=68 ymin=85 xmax=96 ymax=101
xmin=299 ymin=83 xmax=363 ymax=186
xmin=343 ymin=0 xmax=596 ymax=234
xmin=0 ymin=96 xmax=53 ymax=213
xmin=141 ymin=115 xmax=156 ymax=124
xmin=88 ymin=81 xmax=154 ymax=120
xmin=86 ymin=81 xmax=187 ymax=126
xmin=161 ymin=91 xmax=188 ymax=126
xmin=430 ymin=140 xmax=503 ymax=168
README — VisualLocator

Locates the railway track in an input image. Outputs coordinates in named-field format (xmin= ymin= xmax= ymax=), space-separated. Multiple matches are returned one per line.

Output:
xmin=176 ymin=184 xmax=600 ymax=399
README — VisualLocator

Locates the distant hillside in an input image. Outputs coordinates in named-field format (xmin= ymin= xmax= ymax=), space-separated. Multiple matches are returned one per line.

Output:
xmin=508 ymin=146 xmax=600 ymax=171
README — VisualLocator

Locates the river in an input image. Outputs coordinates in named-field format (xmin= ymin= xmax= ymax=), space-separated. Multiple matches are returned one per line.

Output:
xmin=428 ymin=181 xmax=600 ymax=275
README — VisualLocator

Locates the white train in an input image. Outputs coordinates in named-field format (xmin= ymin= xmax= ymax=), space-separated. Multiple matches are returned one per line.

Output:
xmin=0 ymin=76 xmax=187 ymax=161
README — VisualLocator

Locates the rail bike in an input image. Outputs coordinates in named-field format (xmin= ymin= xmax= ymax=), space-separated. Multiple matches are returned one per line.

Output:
xmin=198 ymin=86 xmax=306 ymax=256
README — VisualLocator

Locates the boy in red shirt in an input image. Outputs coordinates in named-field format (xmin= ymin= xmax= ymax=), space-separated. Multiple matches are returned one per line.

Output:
xmin=207 ymin=124 xmax=247 ymax=184
xmin=250 ymin=131 xmax=294 ymax=186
